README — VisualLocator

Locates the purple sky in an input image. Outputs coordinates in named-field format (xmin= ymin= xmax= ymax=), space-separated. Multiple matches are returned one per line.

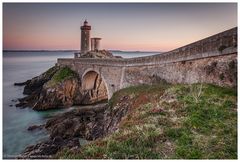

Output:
xmin=3 ymin=3 xmax=237 ymax=51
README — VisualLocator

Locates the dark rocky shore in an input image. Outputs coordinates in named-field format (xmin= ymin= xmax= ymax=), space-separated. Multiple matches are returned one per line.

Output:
xmin=18 ymin=97 xmax=129 ymax=159
xmin=14 ymin=51 xmax=127 ymax=159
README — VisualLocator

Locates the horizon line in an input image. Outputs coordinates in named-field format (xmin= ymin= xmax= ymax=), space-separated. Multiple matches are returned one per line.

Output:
xmin=2 ymin=49 xmax=163 ymax=52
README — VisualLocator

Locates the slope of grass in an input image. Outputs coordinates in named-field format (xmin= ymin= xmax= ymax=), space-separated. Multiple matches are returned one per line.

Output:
xmin=52 ymin=67 xmax=77 ymax=82
xmin=56 ymin=83 xmax=237 ymax=159
xmin=46 ymin=66 xmax=78 ymax=87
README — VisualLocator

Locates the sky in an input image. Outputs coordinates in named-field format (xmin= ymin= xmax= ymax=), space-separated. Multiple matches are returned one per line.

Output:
xmin=3 ymin=3 xmax=237 ymax=51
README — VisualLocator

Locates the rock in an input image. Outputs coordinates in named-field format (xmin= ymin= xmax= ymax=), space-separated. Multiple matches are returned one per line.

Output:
xmin=45 ymin=103 xmax=107 ymax=140
xmin=27 ymin=124 xmax=44 ymax=131
xmin=32 ymin=78 xmax=83 ymax=110
xmin=16 ymin=65 xmax=108 ymax=110
xmin=14 ymin=80 xmax=31 ymax=86
xmin=40 ymin=100 xmax=130 ymax=142
xmin=115 ymin=55 xmax=123 ymax=59
xmin=23 ymin=66 xmax=60 ymax=95
xmin=19 ymin=137 xmax=80 ymax=159
xmin=16 ymin=91 xmax=41 ymax=108
xmin=20 ymin=97 xmax=131 ymax=158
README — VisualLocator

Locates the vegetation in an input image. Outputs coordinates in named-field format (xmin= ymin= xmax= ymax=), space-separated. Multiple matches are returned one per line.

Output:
xmin=44 ymin=66 xmax=59 ymax=76
xmin=56 ymin=83 xmax=237 ymax=159
xmin=46 ymin=66 xmax=78 ymax=86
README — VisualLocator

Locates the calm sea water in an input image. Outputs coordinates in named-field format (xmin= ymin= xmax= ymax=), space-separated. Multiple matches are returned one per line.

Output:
xmin=2 ymin=51 xmax=160 ymax=158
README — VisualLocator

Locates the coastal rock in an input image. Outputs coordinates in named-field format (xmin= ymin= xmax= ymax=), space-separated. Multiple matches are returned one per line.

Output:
xmin=14 ymin=80 xmax=31 ymax=86
xmin=81 ymin=73 xmax=108 ymax=105
xmin=103 ymin=95 xmax=131 ymax=134
xmin=27 ymin=124 xmax=45 ymax=131
xmin=45 ymin=103 xmax=107 ymax=140
xmin=32 ymin=78 xmax=83 ymax=110
xmin=16 ymin=65 xmax=108 ymax=110
xmin=21 ymin=96 xmax=131 ymax=158
xmin=44 ymin=96 xmax=131 ymax=141
xmin=23 ymin=66 xmax=60 ymax=95
xmin=19 ymin=137 xmax=80 ymax=159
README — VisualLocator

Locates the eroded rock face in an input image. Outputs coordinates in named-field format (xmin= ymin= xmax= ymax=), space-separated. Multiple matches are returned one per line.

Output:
xmin=19 ymin=137 xmax=80 ymax=159
xmin=23 ymin=66 xmax=60 ymax=95
xmin=20 ymin=95 xmax=131 ymax=158
xmin=15 ymin=66 xmax=108 ymax=110
xmin=81 ymin=72 xmax=108 ymax=105
xmin=45 ymin=103 xmax=107 ymax=140
xmin=33 ymin=78 xmax=83 ymax=110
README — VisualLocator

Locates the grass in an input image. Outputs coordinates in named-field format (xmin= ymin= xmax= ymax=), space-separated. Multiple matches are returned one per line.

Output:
xmin=44 ymin=66 xmax=59 ymax=76
xmin=56 ymin=83 xmax=237 ymax=159
xmin=46 ymin=66 xmax=78 ymax=87
xmin=52 ymin=67 xmax=77 ymax=82
xmin=108 ymin=83 xmax=170 ymax=107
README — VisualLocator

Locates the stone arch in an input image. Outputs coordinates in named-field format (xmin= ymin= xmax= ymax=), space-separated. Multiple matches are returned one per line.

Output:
xmin=81 ymin=68 xmax=110 ymax=103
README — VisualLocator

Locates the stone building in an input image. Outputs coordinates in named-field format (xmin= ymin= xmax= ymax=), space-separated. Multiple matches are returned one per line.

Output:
xmin=80 ymin=20 xmax=91 ymax=53
xmin=91 ymin=38 xmax=102 ymax=51
xmin=75 ymin=20 xmax=102 ymax=58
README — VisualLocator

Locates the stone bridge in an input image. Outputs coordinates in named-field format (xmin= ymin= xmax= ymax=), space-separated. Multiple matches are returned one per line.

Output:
xmin=57 ymin=27 xmax=237 ymax=99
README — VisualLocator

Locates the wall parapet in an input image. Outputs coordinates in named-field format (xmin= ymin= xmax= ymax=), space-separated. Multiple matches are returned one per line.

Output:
xmin=58 ymin=27 xmax=237 ymax=67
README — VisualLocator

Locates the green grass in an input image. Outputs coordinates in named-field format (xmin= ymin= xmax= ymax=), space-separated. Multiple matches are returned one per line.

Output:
xmin=46 ymin=67 xmax=78 ymax=87
xmin=56 ymin=83 xmax=237 ymax=159
xmin=52 ymin=67 xmax=77 ymax=82
xmin=166 ymin=84 xmax=237 ymax=159
xmin=108 ymin=83 xmax=170 ymax=107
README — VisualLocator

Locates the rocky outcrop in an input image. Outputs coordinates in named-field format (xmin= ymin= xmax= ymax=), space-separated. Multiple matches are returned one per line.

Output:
xmin=32 ymin=78 xmax=83 ymax=110
xmin=19 ymin=137 xmax=80 ymax=159
xmin=15 ymin=65 xmax=108 ymax=110
xmin=20 ymin=96 xmax=131 ymax=159
xmin=81 ymin=73 xmax=108 ymax=105
xmin=27 ymin=124 xmax=44 ymax=131
xmin=45 ymin=103 xmax=107 ymax=140
xmin=23 ymin=66 xmax=60 ymax=95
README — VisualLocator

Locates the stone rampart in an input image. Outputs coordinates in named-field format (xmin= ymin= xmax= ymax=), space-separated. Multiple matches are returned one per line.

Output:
xmin=57 ymin=27 xmax=237 ymax=99
xmin=58 ymin=27 xmax=237 ymax=67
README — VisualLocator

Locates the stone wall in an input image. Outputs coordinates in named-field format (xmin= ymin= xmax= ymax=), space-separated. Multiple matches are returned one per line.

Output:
xmin=122 ymin=53 xmax=237 ymax=88
xmin=57 ymin=61 xmax=124 ymax=99
xmin=59 ymin=27 xmax=237 ymax=66
xmin=57 ymin=27 xmax=238 ymax=99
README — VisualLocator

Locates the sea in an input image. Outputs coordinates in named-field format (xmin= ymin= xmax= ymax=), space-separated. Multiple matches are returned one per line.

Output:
xmin=2 ymin=51 xmax=160 ymax=158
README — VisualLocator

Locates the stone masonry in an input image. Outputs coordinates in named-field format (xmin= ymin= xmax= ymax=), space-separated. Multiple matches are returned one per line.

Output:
xmin=58 ymin=27 xmax=237 ymax=99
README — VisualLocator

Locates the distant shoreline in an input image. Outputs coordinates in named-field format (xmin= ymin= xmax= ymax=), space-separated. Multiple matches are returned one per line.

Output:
xmin=3 ymin=50 xmax=162 ymax=53
xmin=3 ymin=50 xmax=78 ymax=52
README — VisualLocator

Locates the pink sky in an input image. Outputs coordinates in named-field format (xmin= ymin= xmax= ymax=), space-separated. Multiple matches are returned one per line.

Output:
xmin=3 ymin=3 xmax=237 ymax=51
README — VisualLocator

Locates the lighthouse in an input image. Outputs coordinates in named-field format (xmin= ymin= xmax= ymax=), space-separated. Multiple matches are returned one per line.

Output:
xmin=80 ymin=20 xmax=91 ymax=53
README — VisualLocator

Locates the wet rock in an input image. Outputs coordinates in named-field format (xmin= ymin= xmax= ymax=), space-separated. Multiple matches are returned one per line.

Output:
xmin=19 ymin=137 xmax=80 ymax=159
xmin=45 ymin=103 xmax=107 ymax=140
xmin=27 ymin=124 xmax=44 ymax=131
xmin=16 ymin=65 xmax=108 ymax=110
xmin=21 ymin=97 xmax=131 ymax=159
xmin=14 ymin=80 xmax=31 ymax=86
xmin=23 ymin=66 xmax=60 ymax=95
